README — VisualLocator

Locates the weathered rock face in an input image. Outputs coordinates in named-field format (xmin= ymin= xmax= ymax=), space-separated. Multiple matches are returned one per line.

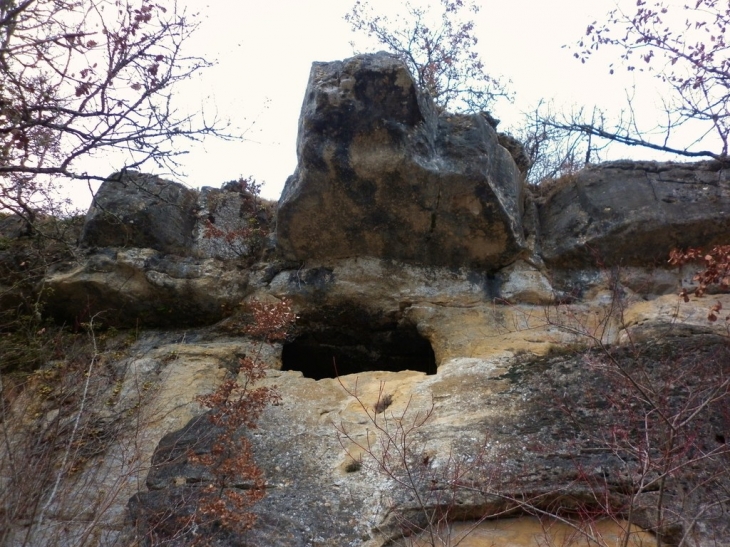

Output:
xmin=81 ymin=172 xmax=274 ymax=261
xmin=194 ymin=180 xmax=276 ymax=261
xmin=81 ymin=171 xmax=198 ymax=255
xmin=539 ymin=160 xmax=730 ymax=267
xmin=42 ymin=176 xmax=278 ymax=327
xmin=277 ymin=52 xmax=526 ymax=270
xmin=122 ymin=295 xmax=730 ymax=547
xmin=43 ymin=249 xmax=251 ymax=327
xmin=6 ymin=54 xmax=730 ymax=547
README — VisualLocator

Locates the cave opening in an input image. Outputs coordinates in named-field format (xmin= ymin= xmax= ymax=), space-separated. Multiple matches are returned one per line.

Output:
xmin=281 ymin=309 xmax=437 ymax=380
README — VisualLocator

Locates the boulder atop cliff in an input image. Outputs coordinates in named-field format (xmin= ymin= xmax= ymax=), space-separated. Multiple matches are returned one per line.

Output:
xmin=48 ymin=175 xmax=276 ymax=327
xmin=276 ymin=52 xmax=527 ymax=270
xmin=539 ymin=160 xmax=730 ymax=267
xmin=81 ymin=171 xmax=197 ymax=255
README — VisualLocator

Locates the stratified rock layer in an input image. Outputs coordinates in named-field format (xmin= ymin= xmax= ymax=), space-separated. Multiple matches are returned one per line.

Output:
xmin=539 ymin=160 xmax=730 ymax=267
xmin=5 ymin=53 xmax=730 ymax=547
xmin=277 ymin=52 xmax=526 ymax=270
xmin=44 ymin=249 xmax=250 ymax=327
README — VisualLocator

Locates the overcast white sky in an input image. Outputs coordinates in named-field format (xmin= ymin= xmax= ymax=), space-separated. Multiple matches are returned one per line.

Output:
xmin=78 ymin=0 xmax=687 ymax=204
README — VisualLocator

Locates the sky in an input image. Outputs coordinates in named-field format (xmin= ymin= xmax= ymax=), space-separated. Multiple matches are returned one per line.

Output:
xmin=76 ymin=0 xmax=686 ymax=204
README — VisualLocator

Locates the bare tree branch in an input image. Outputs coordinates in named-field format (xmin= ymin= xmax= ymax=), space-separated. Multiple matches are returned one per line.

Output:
xmin=0 ymin=0 xmax=234 ymax=223
xmin=345 ymin=0 xmax=512 ymax=113
xmin=571 ymin=0 xmax=730 ymax=160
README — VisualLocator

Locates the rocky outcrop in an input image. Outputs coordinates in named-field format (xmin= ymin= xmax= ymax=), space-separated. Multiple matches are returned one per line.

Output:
xmin=539 ymin=160 xmax=730 ymax=267
xmin=43 ymin=249 xmax=250 ymax=327
xmin=44 ymin=176 xmax=277 ymax=327
xmin=497 ymin=132 xmax=531 ymax=175
xmin=5 ymin=53 xmax=730 ymax=547
xmin=121 ymin=291 xmax=730 ymax=547
xmin=81 ymin=172 xmax=274 ymax=261
xmin=277 ymin=52 xmax=526 ymax=270
xmin=194 ymin=179 xmax=276 ymax=261
xmin=81 ymin=171 xmax=198 ymax=255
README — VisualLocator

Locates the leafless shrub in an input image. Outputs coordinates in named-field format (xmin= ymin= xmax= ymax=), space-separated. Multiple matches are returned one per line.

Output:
xmin=537 ymin=263 xmax=730 ymax=546
xmin=0 ymin=316 xmax=158 ymax=546
xmin=137 ymin=298 xmax=296 ymax=545
xmin=1 ymin=0 xmax=231 ymax=233
xmin=345 ymin=0 xmax=512 ymax=113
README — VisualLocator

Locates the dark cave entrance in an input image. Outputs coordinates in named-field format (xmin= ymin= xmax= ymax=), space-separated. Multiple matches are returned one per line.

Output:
xmin=281 ymin=307 xmax=437 ymax=380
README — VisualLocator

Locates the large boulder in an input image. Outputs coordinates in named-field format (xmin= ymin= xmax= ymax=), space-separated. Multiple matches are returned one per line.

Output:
xmin=81 ymin=171 xmax=198 ymax=255
xmin=539 ymin=160 xmax=730 ymax=267
xmin=277 ymin=52 xmax=526 ymax=270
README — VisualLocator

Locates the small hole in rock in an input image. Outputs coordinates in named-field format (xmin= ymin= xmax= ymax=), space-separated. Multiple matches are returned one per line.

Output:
xmin=344 ymin=459 xmax=362 ymax=473
xmin=374 ymin=393 xmax=393 ymax=414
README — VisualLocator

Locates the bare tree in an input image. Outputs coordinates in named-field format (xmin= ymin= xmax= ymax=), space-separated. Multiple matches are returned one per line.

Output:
xmin=563 ymin=0 xmax=730 ymax=161
xmin=345 ymin=0 xmax=512 ymax=113
xmin=515 ymin=101 xmax=612 ymax=184
xmin=0 ymin=0 xmax=227 ymax=225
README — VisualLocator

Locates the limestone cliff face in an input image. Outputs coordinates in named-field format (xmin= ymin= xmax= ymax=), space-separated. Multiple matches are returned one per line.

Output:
xmin=2 ymin=53 xmax=730 ymax=547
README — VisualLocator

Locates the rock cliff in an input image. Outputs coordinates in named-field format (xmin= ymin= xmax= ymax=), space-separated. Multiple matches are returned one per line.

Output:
xmin=1 ymin=53 xmax=729 ymax=547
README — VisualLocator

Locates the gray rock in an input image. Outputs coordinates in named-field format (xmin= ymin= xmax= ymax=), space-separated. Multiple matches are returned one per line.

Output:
xmin=497 ymin=259 xmax=554 ymax=304
xmin=498 ymin=132 xmax=531 ymax=175
xmin=277 ymin=52 xmax=526 ymax=270
xmin=0 ymin=214 xmax=31 ymax=240
xmin=80 ymin=171 xmax=198 ymax=255
xmin=44 ymin=249 xmax=250 ymax=327
xmin=193 ymin=182 xmax=275 ymax=261
xmin=539 ymin=160 xmax=730 ymax=267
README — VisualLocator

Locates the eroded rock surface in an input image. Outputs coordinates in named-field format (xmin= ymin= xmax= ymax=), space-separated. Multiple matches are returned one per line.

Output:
xmin=539 ymin=160 xmax=730 ymax=267
xmin=44 ymin=249 xmax=250 ymax=327
xmin=277 ymin=52 xmax=526 ymax=270
xmin=44 ymin=177 xmax=277 ymax=327
xmin=124 ymin=307 xmax=730 ymax=546
xmin=194 ymin=180 xmax=276 ymax=261
xmin=4 ymin=53 xmax=730 ymax=547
